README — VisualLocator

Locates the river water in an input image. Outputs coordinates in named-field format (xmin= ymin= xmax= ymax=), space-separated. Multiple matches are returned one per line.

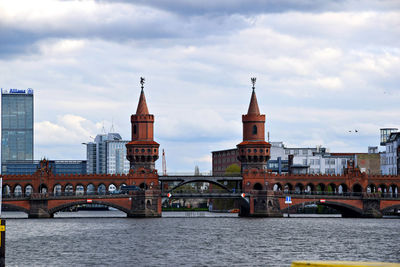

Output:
xmin=3 ymin=211 xmax=400 ymax=266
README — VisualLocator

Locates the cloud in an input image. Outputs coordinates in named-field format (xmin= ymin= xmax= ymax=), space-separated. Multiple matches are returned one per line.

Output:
xmin=0 ymin=0 xmax=399 ymax=171
xmin=35 ymin=114 xmax=101 ymax=145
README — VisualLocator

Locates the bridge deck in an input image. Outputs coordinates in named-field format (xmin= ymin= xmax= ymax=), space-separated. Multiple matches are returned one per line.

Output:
xmin=159 ymin=176 xmax=242 ymax=182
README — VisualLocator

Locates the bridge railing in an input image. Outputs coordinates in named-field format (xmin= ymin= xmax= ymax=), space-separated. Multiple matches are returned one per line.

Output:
xmin=162 ymin=189 xmax=242 ymax=194
xmin=272 ymin=190 xmax=399 ymax=199
xmin=161 ymin=172 xmax=242 ymax=177
xmin=2 ymin=190 xmax=399 ymax=200
xmin=1 ymin=190 xmax=143 ymax=200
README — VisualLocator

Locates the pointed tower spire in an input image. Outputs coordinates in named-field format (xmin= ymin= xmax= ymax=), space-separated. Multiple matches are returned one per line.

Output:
xmin=237 ymin=77 xmax=271 ymax=172
xmin=136 ymin=77 xmax=149 ymax=115
xmin=126 ymin=77 xmax=159 ymax=171
xmin=247 ymin=77 xmax=260 ymax=115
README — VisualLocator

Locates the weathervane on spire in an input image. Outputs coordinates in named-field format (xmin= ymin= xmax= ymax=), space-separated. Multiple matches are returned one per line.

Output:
xmin=251 ymin=77 xmax=256 ymax=91
xmin=140 ymin=77 xmax=145 ymax=91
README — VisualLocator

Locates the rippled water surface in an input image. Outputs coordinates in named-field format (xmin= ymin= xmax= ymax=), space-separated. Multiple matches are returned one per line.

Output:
xmin=4 ymin=211 xmax=400 ymax=266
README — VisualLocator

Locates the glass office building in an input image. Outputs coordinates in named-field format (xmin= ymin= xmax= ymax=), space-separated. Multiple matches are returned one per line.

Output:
xmin=1 ymin=88 xmax=34 ymax=173
xmin=3 ymin=160 xmax=87 ymax=175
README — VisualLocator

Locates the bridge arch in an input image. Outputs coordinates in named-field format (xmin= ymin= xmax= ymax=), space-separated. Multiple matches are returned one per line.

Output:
xmin=2 ymin=203 xmax=29 ymax=214
xmin=65 ymin=184 xmax=74 ymax=195
xmin=76 ymin=184 xmax=85 ymax=196
xmin=253 ymin=183 xmax=263 ymax=190
xmin=39 ymin=184 xmax=48 ymax=193
xmin=367 ymin=183 xmax=377 ymax=193
xmin=316 ymin=183 xmax=325 ymax=194
xmin=352 ymin=183 xmax=362 ymax=194
xmin=305 ymin=183 xmax=315 ymax=194
xmin=273 ymin=183 xmax=282 ymax=192
xmin=3 ymin=184 xmax=11 ymax=196
xmin=286 ymin=200 xmax=364 ymax=218
xmin=338 ymin=183 xmax=347 ymax=194
xmin=168 ymin=179 xmax=232 ymax=193
xmin=87 ymin=183 xmax=96 ymax=195
xmin=14 ymin=184 xmax=23 ymax=197
xmin=25 ymin=184 xmax=33 ymax=196
xmin=48 ymin=200 xmax=131 ymax=216
xmin=294 ymin=183 xmax=304 ymax=194
xmin=327 ymin=183 xmax=336 ymax=194
xmin=284 ymin=183 xmax=293 ymax=193
xmin=389 ymin=184 xmax=398 ymax=197
xmin=381 ymin=204 xmax=400 ymax=214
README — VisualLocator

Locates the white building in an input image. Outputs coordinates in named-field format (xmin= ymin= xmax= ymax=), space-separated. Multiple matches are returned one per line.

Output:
xmin=85 ymin=133 xmax=130 ymax=174
xmin=380 ymin=132 xmax=400 ymax=175
xmin=269 ymin=142 xmax=354 ymax=175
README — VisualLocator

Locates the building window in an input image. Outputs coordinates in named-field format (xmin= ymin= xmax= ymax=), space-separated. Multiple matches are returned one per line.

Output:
xmin=252 ymin=125 xmax=257 ymax=135
xmin=133 ymin=124 xmax=137 ymax=135
xmin=303 ymin=159 xmax=307 ymax=165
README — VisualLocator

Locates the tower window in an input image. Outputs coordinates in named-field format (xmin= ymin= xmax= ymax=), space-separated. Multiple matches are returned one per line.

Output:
xmin=133 ymin=124 xmax=137 ymax=135
xmin=252 ymin=125 xmax=257 ymax=135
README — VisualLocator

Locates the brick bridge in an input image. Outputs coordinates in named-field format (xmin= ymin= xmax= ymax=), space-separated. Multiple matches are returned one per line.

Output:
xmin=1 ymin=161 xmax=400 ymax=218
xmin=2 ymin=79 xmax=400 ymax=218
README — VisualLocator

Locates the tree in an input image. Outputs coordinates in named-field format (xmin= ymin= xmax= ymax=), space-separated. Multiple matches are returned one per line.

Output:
xmin=225 ymin=164 xmax=240 ymax=175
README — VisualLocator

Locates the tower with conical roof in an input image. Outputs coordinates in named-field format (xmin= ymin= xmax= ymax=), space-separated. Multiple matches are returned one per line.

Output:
xmin=237 ymin=78 xmax=271 ymax=171
xmin=126 ymin=77 xmax=160 ymax=171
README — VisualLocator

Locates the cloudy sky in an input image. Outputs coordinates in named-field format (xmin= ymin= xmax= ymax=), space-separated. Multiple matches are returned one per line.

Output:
xmin=0 ymin=0 xmax=399 ymax=172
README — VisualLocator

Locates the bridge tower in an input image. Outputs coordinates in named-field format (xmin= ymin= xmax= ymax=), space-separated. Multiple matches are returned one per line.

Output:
xmin=237 ymin=77 xmax=271 ymax=171
xmin=126 ymin=77 xmax=160 ymax=171
xmin=125 ymin=77 xmax=161 ymax=218
xmin=237 ymin=78 xmax=281 ymax=217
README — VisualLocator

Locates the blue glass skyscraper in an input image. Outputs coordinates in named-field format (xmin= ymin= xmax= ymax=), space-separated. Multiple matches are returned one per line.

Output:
xmin=1 ymin=88 xmax=34 ymax=173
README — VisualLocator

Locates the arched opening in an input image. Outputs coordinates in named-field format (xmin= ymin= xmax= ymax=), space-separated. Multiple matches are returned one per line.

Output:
xmin=25 ymin=184 xmax=33 ymax=196
xmin=65 ymin=184 xmax=74 ymax=195
xmin=3 ymin=185 xmax=11 ymax=197
xmin=146 ymin=200 xmax=151 ymax=209
xmin=108 ymin=184 xmax=117 ymax=193
xmin=87 ymin=184 xmax=96 ymax=195
xmin=253 ymin=183 xmax=263 ymax=190
xmin=367 ymin=184 xmax=377 ymax=193
xmin=378 ymin=184 xmax=387 ymax=197
xmin=139 ymin=183 xmax=148 ymax=190
xmin=119 ymin=183 xmax=127 ymax=190
xmin=305 ymin=183 xmax=315 ymax=195
xmin=352 ymin=184 xmax=362 ymax=195
xmin=295 ymin=183 xmax=304 ymax=194
xmin=273 ymin=183 xmax=282 ymax=192
xmin=133 ymin=124 xmax=137 ymax=135
xmin=338 ymin=184 xmax=348 ymax=195
xmin=284 ymin=183 xmax=293 ymax=193
xmin=76 ymin=184 xmax=85 ymax=196
xmin=252 ymin=125 xmax=257 ymax=135
xmin=389 ymin=184 xmax=398 ymax=198
xmin=327 ymin=183 xmax=337 ymax=195
xmin=39 ymin=184 xmax=48 ymax=194
xmin=98 ymin=184 xmax=106 ymax=195
xmin=14 ymin=185 xmax=22 ymax=197
xmin=53 ymin=184 xmax=62 ymax=196
xmin=316 ymin=183 xmax=325 ymax=194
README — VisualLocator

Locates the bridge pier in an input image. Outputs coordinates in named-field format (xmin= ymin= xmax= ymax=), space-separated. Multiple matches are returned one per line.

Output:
xmin=361 ymin=199 xmax=382 ymax=218
xmin=239 ymin=191 xmax=282 ymax=217
xmin=28 ymin=199 xmax=53 ymax=218
xmin=127 ymin=190 xmax=162 ymax=218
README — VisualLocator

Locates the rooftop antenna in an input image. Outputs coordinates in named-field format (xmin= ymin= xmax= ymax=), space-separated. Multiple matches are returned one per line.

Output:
xmin=101 ymin=121 xmax=106 ymax=134
xmin=162 ymin=149 xmax=167 ymax=176
xmin=251 ymin=77 xmax=256 ymax=91
xmin=110 ymin=117 xmax=115 ymax=133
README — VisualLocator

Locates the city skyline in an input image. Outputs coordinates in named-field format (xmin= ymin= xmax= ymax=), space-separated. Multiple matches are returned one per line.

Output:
xmin=0 ymin=0 xmax=399 ymax=172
